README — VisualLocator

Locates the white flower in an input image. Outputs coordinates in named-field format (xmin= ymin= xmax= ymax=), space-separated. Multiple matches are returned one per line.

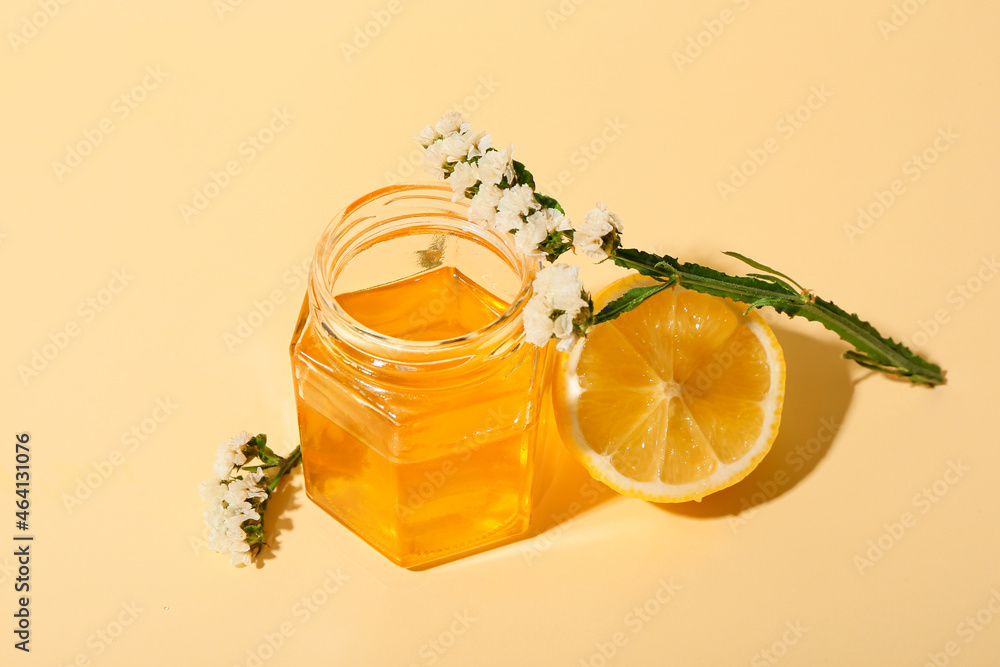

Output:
xmin=498 ymin=184 xmax=538 ymax=219
xmin=204 ymin=497 xmax=255 ymax=567
xmin=203 ymin=492 xmax=251 ymax=564
xmin=555 ymin=332 xmax=579 ymax=352
xmin=203 ymin=505 xmax=225 ymax=540
xmin=527 ymin=207 xmax=571 ymax=236
xmin=439 ymin=128 xmax=490 ymax=163
xmin=411 ymin=117 xmax=576 ymax=262
xmin=223 ymin=482 xmax=248 ymax=506
xmin=202 ymin=482 xmax=260 ymax=567
xmin=573 ymin=234 xmax=605 ymax=260
xmin=199 ymin=478 xmax=224 ymax=503
xmin=229 ymin=546 xmax=252 ymax=567
xmin=533 ymin=263 xmax=588 ymax=316
xmin=224 ymin=501 xmax=251 ymax=522
xmin=229 ymin=469 xmax=269 ymax=502
xmin=585 ymin=201 xmax=623 ymax=233
xmin=552 ymin=313 xmax=574 ymax=339
xmin=226 ymin=533 xmax=250 ymax=552
xmin=420 ymin=141 xmax=447 ymax=179
xmin=447 ymin=161 xmax=479 ymax=202
xmin=554 ymin=314 xmax=579 ymax=352
xmin=202 ymin=431 xmax=271 ymax=567
xmin=417 ymin=113 xmax=491 ymax=182
xmin=225 ymin=501 xmax=261 ymax=526
xmin=574 ymin=202 xmax=624 ymax=260
xmin=468 ymin=183 xmax=503 ymax=227
xmin=522 ymin=297 xmax=555 ymax=346
xmin=516 ymin=207 xmax=572 ymax=258
xmin=244 ymin=469 xmax=269 ymax=497
xmin=477 ymin=145 xmax=515 ymax=187
xmin=515 ymin=215 xmax=549 ymax=258
xmin=434 ymin=111 xmax=468 ymax=137
xmin=466 ymin=131 xmax=492 ymax=160
xmin=213 ymin=431 xmax=252 ymax=478
xmin=413 ymin=124 xmax=438 ymax=148
xmin=494 ymin=209 xmax=524 ymax=235
xmin=522 ymin=264 xmax=591 ymax=350
xmin=494 ymin=184 xmax=538 ymax=234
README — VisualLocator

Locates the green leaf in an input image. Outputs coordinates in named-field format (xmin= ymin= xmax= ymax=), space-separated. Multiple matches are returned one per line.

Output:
xmin=745 ymin=273 xmax=801 ymax=297
xmin=607 ymin=247 xmax=946 ymax=386
xmin=540 ymin=230 xmax=574 ymax=263
xmin=594 ymin=283 xmax=671 ymax=324
xmin=723 ymin=251 xmax=807 ymax=292
xmin=534 ymin=193 xmax=565 ymax=214
xmin=743 ymin=297 xmax=785 ymax=313
xmin=511 ymin=160 xmax=535 ymax=190
xmin=252 ymin=434 xmax=282 ymax=466
xmin=795 ymin=296 xmax=945 ymax=384
xmin=613 ymin=248 xmax=785 ymax=302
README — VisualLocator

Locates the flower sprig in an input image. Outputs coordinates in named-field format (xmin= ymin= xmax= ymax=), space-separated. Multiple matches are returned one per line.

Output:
xmin=199 ymin=432 xmax=302 ymax=567
xmin=416 ymin=112 xmax=946 ymax=386
xmin=415 ymin=112 xmax=574 ymax=262
xmin=522 ymin=264 xmax=593 ymax=352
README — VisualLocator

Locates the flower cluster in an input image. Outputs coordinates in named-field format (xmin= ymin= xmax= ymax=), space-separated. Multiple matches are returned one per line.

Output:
xmin=522 ymin=264 xmax=593 ymax=352
xmin=575 ymin=201 xmax=624 ymax=260
xmin=414 ymin=112 xmax=492 ymax=180
xmin=415 ymin=113 xmax=574 ymax=262
xmin=415 ymin=112 xmax=629 ymax=351
xmin=199 ymin=432 xmax=301 ymax=567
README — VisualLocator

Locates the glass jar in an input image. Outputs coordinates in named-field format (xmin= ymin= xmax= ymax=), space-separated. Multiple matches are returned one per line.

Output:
xmin=290 ymin=184 xmax=549 ymax=568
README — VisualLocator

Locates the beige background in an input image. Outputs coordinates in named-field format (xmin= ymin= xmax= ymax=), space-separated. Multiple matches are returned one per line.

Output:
xmin=2 ymin=0 xmax=999 ymax=665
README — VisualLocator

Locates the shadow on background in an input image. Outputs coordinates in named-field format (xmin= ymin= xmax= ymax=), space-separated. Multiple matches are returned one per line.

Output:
xmin=257 ymin=472 xmax=303 ymax=567
xmin=526 ymin=445 xmax=618 ymax=538
xmin=662 ymin=324 xmax=854 ymax=519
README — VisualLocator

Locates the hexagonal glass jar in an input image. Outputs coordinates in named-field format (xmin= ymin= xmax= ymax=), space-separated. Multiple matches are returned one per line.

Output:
xmin=290 ymin=184 xmax=549 ymax=568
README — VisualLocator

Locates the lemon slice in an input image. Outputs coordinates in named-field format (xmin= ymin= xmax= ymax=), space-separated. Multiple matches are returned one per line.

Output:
xmin=553 ymin=275 xmax=785 ymax=502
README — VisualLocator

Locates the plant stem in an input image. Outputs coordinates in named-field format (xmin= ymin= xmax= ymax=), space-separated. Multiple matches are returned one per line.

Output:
xmin=267 ymin=445 xmax=302 ymax=493
xmin=607 ymin=247 xmax=946 ymax=387
xmin=244 ymin=445 xmax=302 ymax=559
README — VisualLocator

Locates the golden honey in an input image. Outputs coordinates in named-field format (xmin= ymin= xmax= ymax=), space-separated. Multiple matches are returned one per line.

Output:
xmin=290 ymin=185 xmax=548 ymax=568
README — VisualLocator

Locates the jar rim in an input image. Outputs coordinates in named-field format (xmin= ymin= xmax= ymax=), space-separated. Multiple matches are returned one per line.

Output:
xmin=308 ymin=183 xmax=537 ymax=362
